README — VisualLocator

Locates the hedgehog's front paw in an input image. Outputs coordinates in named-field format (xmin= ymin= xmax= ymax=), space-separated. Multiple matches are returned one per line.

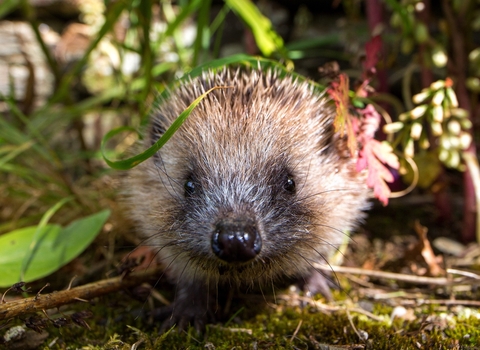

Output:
xmin=159 ymin=281 xmax=215 ymax=333
xmin=303 ymin=269 xmax=337 ymax=301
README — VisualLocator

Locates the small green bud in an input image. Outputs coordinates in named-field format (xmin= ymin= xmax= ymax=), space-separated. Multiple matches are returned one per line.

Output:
xmin=399 ymin=112 xmax=410 ymax=121
xmin=439 ymin=149 xmax=449 ymax=162
xmin=432 ymin=105 xmax=444 ymax=122
xmin=450 ymin=108 xmax=468 ymax=119
xmin=449 ymin=135 xmax=460 ymax=149
xmin=445 ymin=87 xmax=459 ymax=107
xmin=430 ymin=80 xmax=446 ymax=90
xmin=412 ymin=91 xmax=430 ymax=104
xmin=431 ymin=90 xmax=445 ymax=106
xmin=466 ymin=77 xmax=480 ymax=92
xmin=446 ymin=150 xmax=460 ymax=168
xmin=459 ymin=132 xmax=472 ymax=150
xmin=432 ymin=46 xmax=448 ymax=68
xmin=383 ymin=121 xmax=404 ymax=134
xmin=415 ymin=23 xmax=429 ymax=43
xmin=411 ymin=105 xmax=428 ymax=119
xmin=419 ymin=132 xmax=430 ymax=149
xmin=459 ymin=118 xmax=472 ymax=129
xmin=431 ymin=121 xmax=443 ymax=136
xmin=440 ymin=135 xmax=451 ymax=150
xmin=405 ymin=138 xmax=415 ymax=158
xmin=447 ymin=120 xmax=461 ymax=135
xmin=410 ymin=122 xmax=423 ymax=140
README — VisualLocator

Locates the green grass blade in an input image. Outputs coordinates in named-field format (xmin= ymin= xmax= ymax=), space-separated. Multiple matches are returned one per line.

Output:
xmin=0 ymin=0 xmax=19 ymax=19
xmin=225 ymin=0 xmax=284 ymax=56
xmin=192 ymin=0 xmax=212 ymax=66
xmin=102 ymin=86 xmax=230 ymax=170
xmin=0 ymin=141 xmax=34 ymax=167
xmin=163 ymin=0 xmax=203 ymax=38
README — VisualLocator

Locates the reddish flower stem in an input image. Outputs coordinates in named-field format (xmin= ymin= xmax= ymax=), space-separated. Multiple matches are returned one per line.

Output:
xmin=365 ymin=0 xmax=388 ymax=94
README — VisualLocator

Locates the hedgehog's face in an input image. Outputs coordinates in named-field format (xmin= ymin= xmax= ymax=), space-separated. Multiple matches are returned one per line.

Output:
xmin=149 ymin=138 xmax=332 ymax=285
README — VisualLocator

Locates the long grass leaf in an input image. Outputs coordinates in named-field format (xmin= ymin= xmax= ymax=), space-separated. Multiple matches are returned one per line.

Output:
xmin=225 ymin=0 xmax=284 ymax=56
xmin=192 ymin=0 xmax=212 ymax=66
xmin=0 ymin=0 xmax=19 ymax=19
xmin=0 ymin=141 xmax=34 ymax=167
xmin=163 ymin=0 xmax=202 ymax=38
xmin=102 ymin=86 xmax=230 ymax=170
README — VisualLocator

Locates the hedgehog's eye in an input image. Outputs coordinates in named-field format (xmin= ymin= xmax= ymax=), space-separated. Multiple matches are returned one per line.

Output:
xmin=284 ymin=175 xmax=296 ymax=193
xmin=184 ymin=179 xmax=196 ymax=197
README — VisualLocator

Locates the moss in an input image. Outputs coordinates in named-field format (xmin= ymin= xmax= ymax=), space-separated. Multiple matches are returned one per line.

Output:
xmin=4 ymin=292 xmax=480 ymax=349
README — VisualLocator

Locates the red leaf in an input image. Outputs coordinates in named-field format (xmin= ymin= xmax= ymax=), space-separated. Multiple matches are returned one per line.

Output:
xmin=328 ymin=74 xmax=357 ymax=155
xmin=357 ymin=139 xmax=399 ymax=206
xmin=355 ymin=104 xmax=399 ymax=206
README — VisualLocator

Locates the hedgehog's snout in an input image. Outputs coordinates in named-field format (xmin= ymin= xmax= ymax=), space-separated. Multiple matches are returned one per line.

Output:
xmin=211 ymin=217 xmax=262 ymax=263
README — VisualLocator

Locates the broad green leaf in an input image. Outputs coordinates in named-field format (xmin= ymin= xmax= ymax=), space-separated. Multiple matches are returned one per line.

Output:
xmin=20 ymin=197 xmax=73 ymax=278
xmin=0 ymin=210 xmax=110 ymax=287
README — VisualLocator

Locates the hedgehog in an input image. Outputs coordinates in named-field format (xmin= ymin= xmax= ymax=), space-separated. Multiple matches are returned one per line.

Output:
xmin=125 ymin=67 xmax=370 ymax=330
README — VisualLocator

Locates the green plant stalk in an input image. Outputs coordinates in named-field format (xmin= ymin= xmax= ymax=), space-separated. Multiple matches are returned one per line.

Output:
xmin=211 ymin=5 xmax=229 ymax=59
xmin=210 ymin=4 xmax=230 ymax=34
xmin=192 ymin=0 xmax=212 ymax=66
xmin=138 ymin=0 xmax=153 ymax=117
xmin=402 ymin=62 xmax=417 ymax=111
xmin=462 ymin=151 xmax=480 ymax=243
xmin=225 ymin=0 xmax=284 ymax=57
xmin=20 ymin=0 xmax=60 ymax=83
xmin=163 ymin=0 xmax=202 ymax=39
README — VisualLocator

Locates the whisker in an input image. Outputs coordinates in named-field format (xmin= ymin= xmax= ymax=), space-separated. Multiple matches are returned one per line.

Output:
xmin=153 ymin=153 xmax=181 ymax=200
xmin=292 ymin=187 xmax=366 ymax=206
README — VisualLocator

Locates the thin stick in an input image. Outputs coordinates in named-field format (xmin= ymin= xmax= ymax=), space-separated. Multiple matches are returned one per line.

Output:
xmin=313 ymin=264 xmax=472 ymax=286
xmin=0 ymin=267 xmax=164 ymax=321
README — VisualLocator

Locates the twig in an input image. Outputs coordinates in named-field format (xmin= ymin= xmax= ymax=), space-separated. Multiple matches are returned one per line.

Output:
xmin=0 ymin=267 xmax=164 ymax=321
xmin=400 ymin=299 xmax=480 ymax=307
xmin=313 ymin=264 xmax=474 ymax=286
xmin=289 ymin=319 xmax=303 ymax=342
xmin=279 ymin=294 xmax=386 ymax=322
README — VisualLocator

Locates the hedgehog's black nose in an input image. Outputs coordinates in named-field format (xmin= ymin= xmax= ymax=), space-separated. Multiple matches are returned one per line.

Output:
xmin=212 ymin=218 xmax=262 ymax=263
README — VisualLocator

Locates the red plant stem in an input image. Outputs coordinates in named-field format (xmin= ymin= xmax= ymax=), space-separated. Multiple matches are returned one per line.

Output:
xmin=365 ymin=0 xmax=388 ymax=94
xmin=442 ymin=0 xmax=476 ymax=242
